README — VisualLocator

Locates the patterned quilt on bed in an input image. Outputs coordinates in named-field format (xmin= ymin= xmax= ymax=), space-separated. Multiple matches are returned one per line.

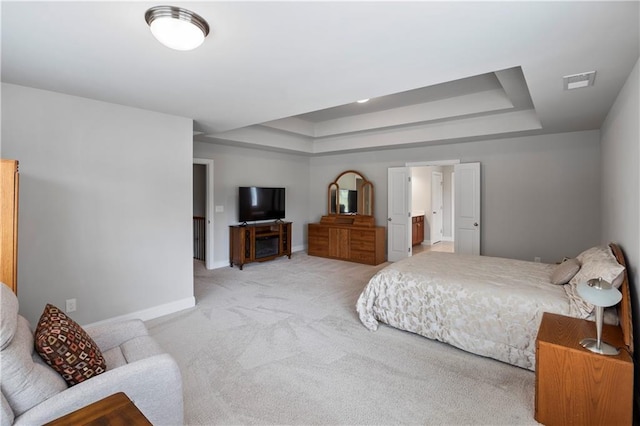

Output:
xmin=356 ymin=252 xmax=572 ymax=370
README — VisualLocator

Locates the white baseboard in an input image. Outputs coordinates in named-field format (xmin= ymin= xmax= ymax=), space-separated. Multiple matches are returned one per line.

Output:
xmin=84 ymin=296 xmax=195 ymax=327
xmin=442 ymin=236 xmax=454 ymax=242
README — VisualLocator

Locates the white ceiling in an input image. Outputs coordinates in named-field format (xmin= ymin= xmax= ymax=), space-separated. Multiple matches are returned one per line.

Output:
xmin=2 ymin=1 xmax=639 ymax=155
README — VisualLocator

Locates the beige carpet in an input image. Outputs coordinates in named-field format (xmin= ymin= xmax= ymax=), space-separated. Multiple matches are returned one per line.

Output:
xmin=146 ymin=252 xmax=539 ymax=425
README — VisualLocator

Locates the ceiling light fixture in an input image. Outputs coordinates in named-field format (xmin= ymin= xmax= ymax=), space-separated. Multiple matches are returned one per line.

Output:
xmin=145 ymin=6 xmax=210 ymax=51
xmin=357 ymin=99 xmax=370 ymax=104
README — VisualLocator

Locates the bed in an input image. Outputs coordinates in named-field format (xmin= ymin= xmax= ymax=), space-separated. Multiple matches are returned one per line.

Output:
xmin=356 ymin=243 xmax=633 ymax=370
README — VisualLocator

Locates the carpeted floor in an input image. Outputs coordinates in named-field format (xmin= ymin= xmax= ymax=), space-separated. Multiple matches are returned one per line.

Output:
xmin=146 ymin=252 xmax=539 ymax=425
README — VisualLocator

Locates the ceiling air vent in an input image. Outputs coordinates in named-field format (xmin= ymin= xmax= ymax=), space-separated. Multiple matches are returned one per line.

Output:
xmin=563 ymin=71 xmax=596 ymax=90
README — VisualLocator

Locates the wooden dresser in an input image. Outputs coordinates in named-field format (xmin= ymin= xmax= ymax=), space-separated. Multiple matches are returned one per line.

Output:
xmin=1 ymin=159 xmax=19 ymax=294
xmin=308 ymin=215 xmax=385 ymax=265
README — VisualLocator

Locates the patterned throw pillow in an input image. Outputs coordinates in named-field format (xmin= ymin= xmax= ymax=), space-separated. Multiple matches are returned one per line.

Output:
xmin=34 ymin=304 xmax=106 ymax=386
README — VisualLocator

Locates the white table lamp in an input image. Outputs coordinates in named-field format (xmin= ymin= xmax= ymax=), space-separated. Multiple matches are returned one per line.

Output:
xmin=577 ymin=277 xmax=622 ymax=355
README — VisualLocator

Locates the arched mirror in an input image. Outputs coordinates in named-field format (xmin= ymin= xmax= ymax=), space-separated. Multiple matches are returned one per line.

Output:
xmin=327 ymin=170 xmax=374 ymax=216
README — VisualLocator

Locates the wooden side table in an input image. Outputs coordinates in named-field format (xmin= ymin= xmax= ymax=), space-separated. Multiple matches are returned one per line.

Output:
xmin=45 ymin=392 xmax=152 ymax=426
xmin=535 ymin=312 xmax=633 ymax=426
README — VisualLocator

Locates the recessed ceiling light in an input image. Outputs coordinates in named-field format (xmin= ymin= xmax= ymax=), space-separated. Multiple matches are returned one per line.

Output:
xmin=356 ymin=99 xmax=370 ymax=104
xmin=145 ymin=6 xmax=210 ymax=51
xmin=563 ymin=71 xmax=596 ymax=90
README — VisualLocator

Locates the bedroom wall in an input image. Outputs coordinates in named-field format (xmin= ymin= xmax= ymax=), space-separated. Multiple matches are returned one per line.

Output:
xmin=1 ymin=83 xmax=195 ymax=326
xmin=309 ymin=130 xmax=602 ymax=263
xmin=600 ymin=56 xmax=639 ymax=402
xmin=193 ymin=141 xmax=310 ymax=269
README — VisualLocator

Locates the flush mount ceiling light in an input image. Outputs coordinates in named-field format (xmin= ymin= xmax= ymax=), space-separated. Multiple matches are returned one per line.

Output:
xmin=145 ymin=6 xmax=210 ymax=51
xmin=357 ymin=99 xmax=370 ymax=104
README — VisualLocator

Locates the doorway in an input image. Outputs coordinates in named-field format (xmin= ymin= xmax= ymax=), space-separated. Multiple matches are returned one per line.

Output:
xmin=388 ymin=160 xmax=479 ymax=262
xmin=409 ymin=165 xmax=454 ymax=249
xmin=193 ymin=158 xmax=214 ymax=270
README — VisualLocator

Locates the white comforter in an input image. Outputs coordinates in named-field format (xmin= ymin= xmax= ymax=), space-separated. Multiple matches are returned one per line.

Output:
xmin=356 ymin=252 xmax=572 ymax=370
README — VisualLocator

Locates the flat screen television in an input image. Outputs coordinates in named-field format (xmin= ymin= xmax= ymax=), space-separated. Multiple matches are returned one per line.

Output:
xmin=238 ymin=186 xmax=286 ymax=222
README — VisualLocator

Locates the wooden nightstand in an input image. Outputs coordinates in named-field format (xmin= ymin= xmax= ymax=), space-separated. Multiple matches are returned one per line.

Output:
xmin=535 ymin=312 xmax=633 ymax=426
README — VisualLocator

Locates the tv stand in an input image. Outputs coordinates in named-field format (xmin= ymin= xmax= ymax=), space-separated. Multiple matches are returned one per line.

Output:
xmin=229 ymin=221 xmax=292 ymax=270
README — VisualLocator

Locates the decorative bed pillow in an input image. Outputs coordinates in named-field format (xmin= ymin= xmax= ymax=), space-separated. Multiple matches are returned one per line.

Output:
xmin=564 ymin=245 xmax=625 ymax=318
xmin=570 ymin=245 xmax=625 ymax=288
xmin=550 ymin=258 xmax=581 ymax=285
xmin=34 ymin=304 xmax=106 ymax=386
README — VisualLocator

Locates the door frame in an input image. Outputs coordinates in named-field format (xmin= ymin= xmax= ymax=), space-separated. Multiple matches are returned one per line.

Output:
xmin=193 ymin=158 xmax=214 ymax=270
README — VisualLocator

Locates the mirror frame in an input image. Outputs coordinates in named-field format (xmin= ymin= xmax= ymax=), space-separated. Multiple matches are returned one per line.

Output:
xmin=327 ymin=170 xmax=374 ymax=216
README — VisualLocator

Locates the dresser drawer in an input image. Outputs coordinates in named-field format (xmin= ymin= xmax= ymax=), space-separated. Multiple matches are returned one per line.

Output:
xmin=350 ymin=229 xmax=375 ymax=242
xmin=308 ymin=225 xmax=329 ymax=238
xmin=351 ymin=239 xmax=374 ymax=252
xmin=350 ymin=249 xmax=376 ymax=264
xmin=308 ymin=241 xmax=329 ymax=257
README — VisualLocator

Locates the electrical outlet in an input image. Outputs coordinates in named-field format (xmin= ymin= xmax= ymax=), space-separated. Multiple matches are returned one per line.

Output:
xmin=66 ymin=298 xmax=77 ymax=313
xmin=534 ymin=257 xmax=541 ymax=263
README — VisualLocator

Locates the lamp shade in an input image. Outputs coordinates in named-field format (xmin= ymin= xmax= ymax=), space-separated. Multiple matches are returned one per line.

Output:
xmin=145 ymin=6 xmax=209 ymax=51
xmin=577 ymin=278 xmax=622 ymax=307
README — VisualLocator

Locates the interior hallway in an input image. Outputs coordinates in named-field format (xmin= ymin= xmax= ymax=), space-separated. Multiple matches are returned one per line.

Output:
xmin=413 ymin=241 xmax=454 ymax=254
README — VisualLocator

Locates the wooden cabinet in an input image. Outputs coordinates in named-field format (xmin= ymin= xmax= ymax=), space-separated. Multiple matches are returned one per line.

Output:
xmin=411 ymin=215 xmax=424 ymax=246
xmin=45 ymin=393 xmax=151 ymax=426
xmin=229 ymin=221 xmax=292 ymax=270
xmin=1 ymin=159 xmax=19 ymax=294
xmin=307 ymin=215 xmax=385 ymax=265
xmin=535 ymin=312 xmax=633 ymax=426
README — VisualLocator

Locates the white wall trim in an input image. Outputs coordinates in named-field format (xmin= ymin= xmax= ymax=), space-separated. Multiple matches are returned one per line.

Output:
xmin=83 ymin=296 xmax=196 ymax=327
xmin=406 ymin=159 xmax=461 ymax=167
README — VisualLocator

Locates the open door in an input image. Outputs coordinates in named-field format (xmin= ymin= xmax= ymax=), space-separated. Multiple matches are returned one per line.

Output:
xmin=431 ymin=171 xmax=443 ymax=245
xmin=387 ymin=167 xmax=412 ymax=262
xmin=454 ymin=162 xmax=480 ymax=255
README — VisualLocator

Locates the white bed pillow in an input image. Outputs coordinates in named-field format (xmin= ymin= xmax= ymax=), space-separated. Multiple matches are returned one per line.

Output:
xmin=550 ymin=258 xmax=581 ymax=285
xmin=564 ymin=245 xmax=625 ymax=318
xmin=570 ymin=245 xmax=625 ymax=288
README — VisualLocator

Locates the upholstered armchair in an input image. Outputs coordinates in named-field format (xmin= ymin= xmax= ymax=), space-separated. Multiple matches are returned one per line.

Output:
xmin=0 ymin=283 xmax=184 ymax=425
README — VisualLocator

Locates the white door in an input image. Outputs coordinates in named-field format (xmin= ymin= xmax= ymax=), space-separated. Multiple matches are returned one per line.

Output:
xmin=454 ymin=162 xmax=480 ymax=255
xmin=431 ymin=171 xmax=443 ymax=245
xmin=387 ymin=167 xmax=412 ymax=262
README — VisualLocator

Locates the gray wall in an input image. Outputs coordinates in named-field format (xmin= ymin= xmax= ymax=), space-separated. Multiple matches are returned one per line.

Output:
xmin=193 ymin=141 xmax=310 ymax=268
xmin=310 ymin=130 xmax=602 ymax=263
xmin=600 ymin=57 xmax=639 ymax=389
xmin=1 ymin=83 xmax=194 ymax=326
